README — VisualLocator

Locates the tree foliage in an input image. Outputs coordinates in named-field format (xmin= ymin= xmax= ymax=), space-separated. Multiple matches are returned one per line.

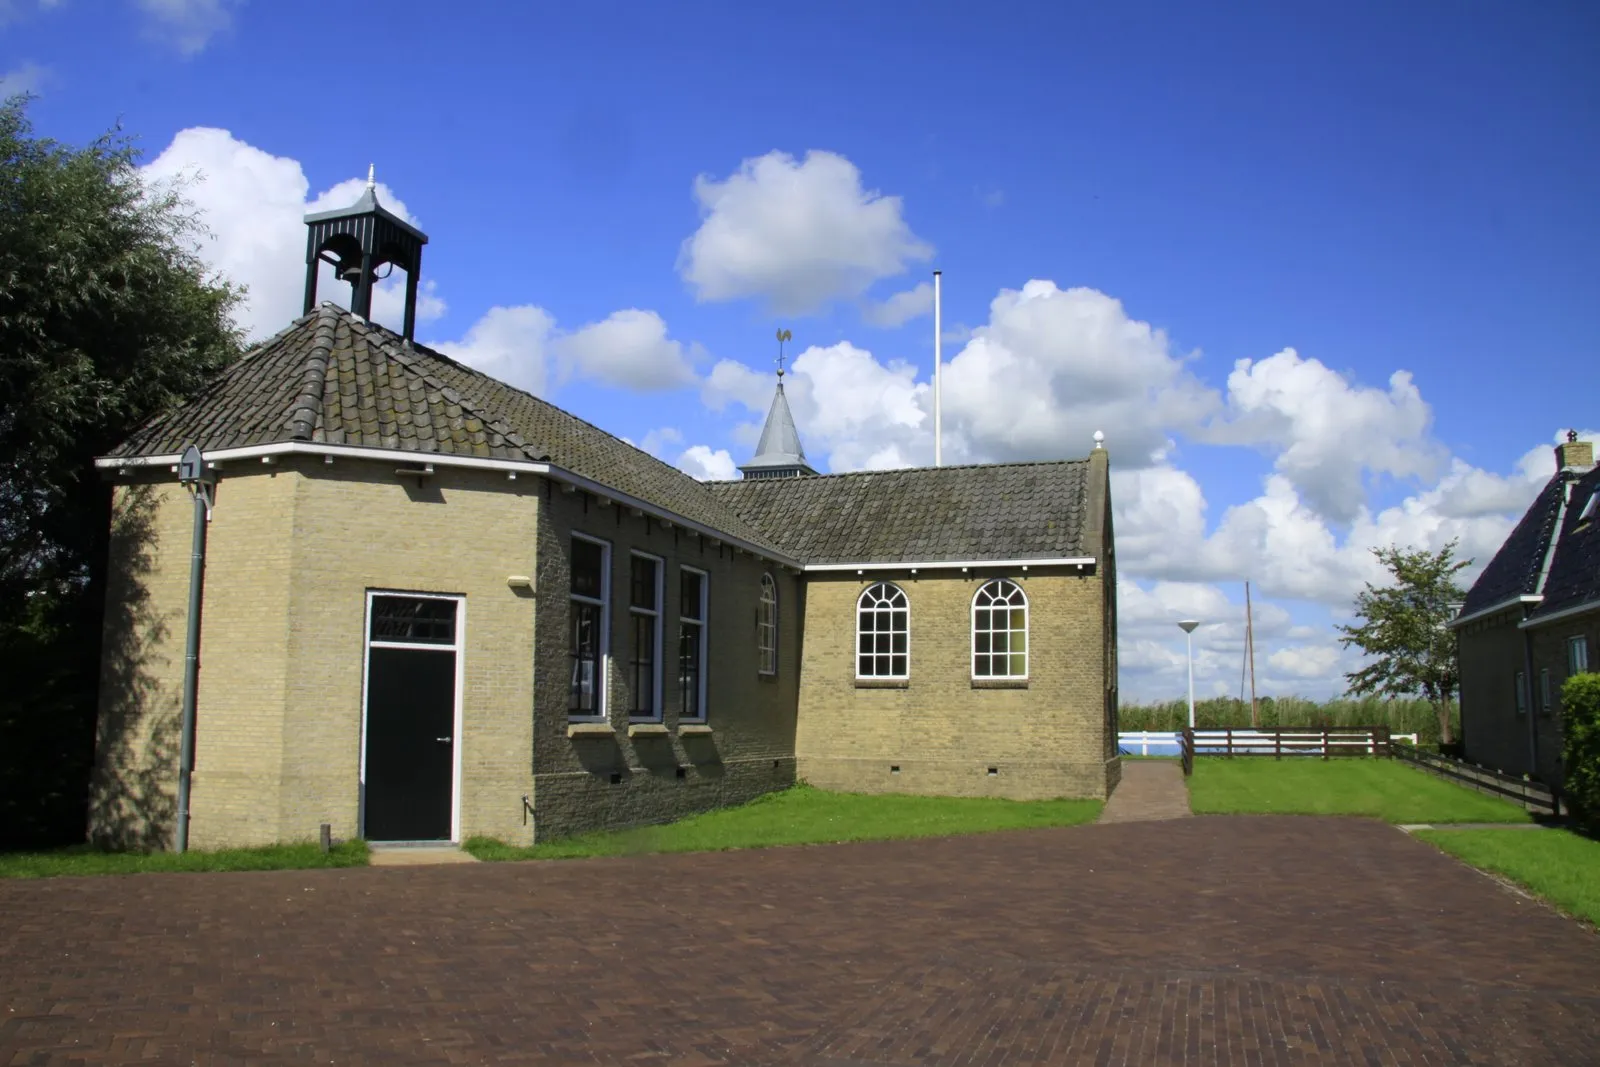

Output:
xmin=1336 ymin=541 xmax=1470 ymax=746
xmin=1561 ymin=672 xmax=1600 ymax=829
xmin=0 ymin=94 xmax=243 ymax=847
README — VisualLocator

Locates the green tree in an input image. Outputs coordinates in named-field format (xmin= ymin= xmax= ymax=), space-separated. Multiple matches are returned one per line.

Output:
xmin=1336 ymin=541 xmax=1470 ymax=746
xmin=0 ymin=95 xmax=242 ymax=848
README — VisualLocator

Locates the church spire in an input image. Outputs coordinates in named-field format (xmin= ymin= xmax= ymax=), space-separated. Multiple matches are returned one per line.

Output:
xmin=738 ymin=329 xmax=817 ymax=480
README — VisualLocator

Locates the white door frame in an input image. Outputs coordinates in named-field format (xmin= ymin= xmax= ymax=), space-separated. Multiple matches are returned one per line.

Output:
xmin=359 ymin=589 xmax=466 ymax=843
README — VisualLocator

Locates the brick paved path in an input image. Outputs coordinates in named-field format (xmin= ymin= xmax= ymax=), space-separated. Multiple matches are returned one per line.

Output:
xmin=1101 ymin=761 xmax=1193 ymax=823
xmin=4 ymin=816 xmax=1598 ymax=1065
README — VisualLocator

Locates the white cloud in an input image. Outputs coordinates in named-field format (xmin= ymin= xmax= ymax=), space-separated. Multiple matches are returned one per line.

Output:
xmin=1206 ymin=349 xmax=1445 ymax=523
xmin=677 ymin=445 xmax=738 ymax=482
xmin=0 ymin=61 xmax=50 ymax=94
xmin=862 ymin=281 xmax=934 ymax=328
xmin=638 ymin=427 xmax=683 ymax=458
xmin=133 ymin=0 xmax=240 ymax=55
xmin=554 ymin=309 xmax=697 ymax=391
xmin=429 ymin=305 xmax=555 ymax=397
xmin=678 ymin=150 xmax=933 ymax=315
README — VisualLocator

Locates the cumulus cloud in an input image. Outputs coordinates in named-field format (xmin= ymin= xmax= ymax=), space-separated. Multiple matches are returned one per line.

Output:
xmin=0 ymin=61 xmax=50 ymax=94
xmin=862 ymin=282 xmax=934 ymax=328
xmin=1207 ymin=349 xmax=1446 ymax=523
xmin=678 ymin=150 xmax=933 ymax=315
xmin=553 ymin=309 xmax=698 ymax=390
xmin=134 ymin=0 xmax=240 ymax=54
xmin=677 ymin=445 xmax=738 ymax=482
xmin=429 ymin=305 xmax=555 ymax=397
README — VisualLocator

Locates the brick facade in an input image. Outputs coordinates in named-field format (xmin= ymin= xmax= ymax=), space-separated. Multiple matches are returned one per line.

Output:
xmin=91 ymin=449 xmax=1115 ymax=848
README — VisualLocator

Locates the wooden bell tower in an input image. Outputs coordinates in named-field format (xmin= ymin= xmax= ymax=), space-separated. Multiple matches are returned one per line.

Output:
xmin=302 ymin=166 xmax=429 ymax=340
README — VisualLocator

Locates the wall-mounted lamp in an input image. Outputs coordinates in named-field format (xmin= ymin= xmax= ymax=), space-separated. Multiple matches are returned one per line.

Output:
xmin=506 ymin=575 xmax=534 ymax=591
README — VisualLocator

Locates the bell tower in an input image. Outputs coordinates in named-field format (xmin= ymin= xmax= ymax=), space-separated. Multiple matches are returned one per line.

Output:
xmin=302 ymin=165 xmax=429 ymax=340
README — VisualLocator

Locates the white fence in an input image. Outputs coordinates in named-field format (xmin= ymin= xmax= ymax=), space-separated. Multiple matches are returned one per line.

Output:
xmin=1118 ymin=730 xmax=1418 ymax=757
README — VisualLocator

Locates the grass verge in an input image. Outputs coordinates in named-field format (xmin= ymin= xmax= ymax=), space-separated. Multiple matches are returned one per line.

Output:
xmin=1415 ymin=828 xmax=1600 ymax=926
xmin=0 ymin=839 xmax=370 ymax=879
xmin=466 ymin=784 xmax=1103 ymax=861
xmin=1186 ymin=757 xmax=1531 ymax=824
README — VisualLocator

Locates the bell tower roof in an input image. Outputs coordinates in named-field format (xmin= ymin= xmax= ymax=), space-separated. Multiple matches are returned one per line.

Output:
xmin=738 ymin=329 xmax=817 ymax=480
xmin=302 ymin=165 xmax=429 ymax=340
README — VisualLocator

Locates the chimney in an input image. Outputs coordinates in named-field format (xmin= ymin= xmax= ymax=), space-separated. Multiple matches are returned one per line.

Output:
xmin=1556 ymin=430 xmax=1594 ymax=473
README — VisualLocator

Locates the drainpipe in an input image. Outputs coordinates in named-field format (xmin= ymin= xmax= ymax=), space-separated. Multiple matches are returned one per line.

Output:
xmin=174 ymin=445 xmax=215 ymax=853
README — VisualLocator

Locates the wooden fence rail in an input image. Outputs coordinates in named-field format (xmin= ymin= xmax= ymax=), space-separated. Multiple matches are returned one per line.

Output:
xmin=1388 ymin=743 xmax=1563 ymax=817
xmin=1179 ymin=726 xmax=1394 ymax=760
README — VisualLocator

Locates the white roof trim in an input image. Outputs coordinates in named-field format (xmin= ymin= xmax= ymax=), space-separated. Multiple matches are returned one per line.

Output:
xmin=804 ymin=557 xmax=1096 ymax=573
xmin=1518 ymin=599 xmax=1600 ymax=630
xmin=1449 ymin=594 xmax=1543 ymax=630
xmin=96 ymin=441 xmax=803 ymax=569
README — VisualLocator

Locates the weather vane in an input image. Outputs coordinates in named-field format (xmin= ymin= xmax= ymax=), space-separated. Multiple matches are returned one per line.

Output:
xmin=776 ymin=328 xmax=792 ymax=378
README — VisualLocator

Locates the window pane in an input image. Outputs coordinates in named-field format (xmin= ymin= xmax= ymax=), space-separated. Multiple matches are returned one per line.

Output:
xmin=993 ymin=632 xmax=1008 ymax=655
xmin=975 ymin=632 xmax=991 ymax=655
xmin=1013 ymin=631 xmax=1026 ymax=655
xmin=572 ymin=538 xmax=604 ymax=599
xmin=631 ymin=613 xmax=655 ymax=716
xmin=975 ymin=655 xmax=991 ymax=677
xmin=679 ymin=623 xmax=703 ymax=717
xmin=892 ymin=631 xmax=907 ymax=654
xmin=631 ymin=556 xmax=658 ymax=610
xmin=371 ymin=596 xmax=456 ymax=644
xmin=891 ymin=655 xmax=907 ymax=677
xmin=680 ymin=571 xmax=704 ymax=620
xmin=568 ymin=602 xmax=600 ymax=714
xmin=1010 ymin=653 xmax=1026 ymax=676
xmin=975 ymin=608 xmax=991 ymax=631
xmin=1010 ymin=608 xmax=1026 ymax=631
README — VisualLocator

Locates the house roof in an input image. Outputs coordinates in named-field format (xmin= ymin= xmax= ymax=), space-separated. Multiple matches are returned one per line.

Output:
xmin=706 ymin=459 xmax=1095 ymax=565
xmin=107 ymin=304 xmax=773 ymax=548
xmin=1527 ymin=465 xmax=1600 ymax=623
xmin=1458 ymin=473 xmax=1569 ymax=617
xmin=109 ymin=304 xmax=1105 ymax=568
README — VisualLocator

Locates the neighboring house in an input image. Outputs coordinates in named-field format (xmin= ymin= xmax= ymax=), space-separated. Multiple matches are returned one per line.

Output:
xmin=1453 ymin=433 xmax=1599 ymax=787
xmin=88 ymin=183 xmax=1119 ymax=851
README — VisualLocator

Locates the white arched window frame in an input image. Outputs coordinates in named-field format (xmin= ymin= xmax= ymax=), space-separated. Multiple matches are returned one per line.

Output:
xmin=972 ymin=579 xmax=1028 ymax=679
xmin=757 ymin=573 xmax=778 ymax=676
xmin=856 ymin=582 xmax=909 ymax=679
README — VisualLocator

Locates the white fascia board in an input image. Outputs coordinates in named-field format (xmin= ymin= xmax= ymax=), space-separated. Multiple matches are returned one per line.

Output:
xmin=1518 ymin=599 xmax=1600 ymax=630
xmin=803 ymin=556 xmax=1096 ymax=573
xmin=97 ymin=441 xmax=802 ymax=569
xmin=1448 ymin=594 xmax=1543 ymax=630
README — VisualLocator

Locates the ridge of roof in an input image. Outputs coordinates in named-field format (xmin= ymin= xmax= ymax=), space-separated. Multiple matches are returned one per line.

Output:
xmin=710 ymin=455 xmax=1093 ymax=485
xmin=283 ymin=304 xmax=338 ymax=441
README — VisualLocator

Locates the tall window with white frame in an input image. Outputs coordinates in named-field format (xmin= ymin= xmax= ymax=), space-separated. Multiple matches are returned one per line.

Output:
xmin=1570 ymin=635 xmax=1591 ymax=676
xmin=629 ymin=553 xmax=662 ymax=720
xmin=679 ymin=568 xmax=707 ymax=720
xmin=972 ymin=578 xmax=1028 ymax=679
xmin=856 ymin=582 xmax=908 ymax=679
xmin=757 ymin=573 xmax=778 ymax=676
xmin=569 ymin=536 xmax=609 ymax=719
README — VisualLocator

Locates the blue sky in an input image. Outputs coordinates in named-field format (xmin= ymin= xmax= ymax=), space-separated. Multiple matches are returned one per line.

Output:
xmin=5 ymin=0 xmax=1597 ymax=700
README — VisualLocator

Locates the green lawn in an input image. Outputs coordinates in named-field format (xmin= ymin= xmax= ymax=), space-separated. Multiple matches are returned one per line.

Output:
xmin=1416 ymin=829 xmax=1600 ymax=926
xmin=466 ymin=784 xmax=1104 ymax=861
xmin=1186 ymin=758 xmax=1533 ymax=824
xmin=0 ymin=840 xmax=370 ymax=879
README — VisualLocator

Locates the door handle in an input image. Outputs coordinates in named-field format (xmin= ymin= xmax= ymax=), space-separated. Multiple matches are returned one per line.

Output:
xmin=435 ymin=736 xmax=452 ymax=743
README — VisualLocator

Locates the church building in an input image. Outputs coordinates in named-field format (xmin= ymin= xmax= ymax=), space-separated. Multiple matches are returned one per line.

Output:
xmin=88 ymin=180 xmax=1121 ymax=850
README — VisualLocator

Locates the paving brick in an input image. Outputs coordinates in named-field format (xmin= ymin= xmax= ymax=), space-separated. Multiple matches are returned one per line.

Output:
xmin=3 ymin=816 xmax=1596 ymax=1065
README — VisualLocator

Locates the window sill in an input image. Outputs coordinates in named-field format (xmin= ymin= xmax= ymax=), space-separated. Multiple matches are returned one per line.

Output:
xmin=627 ymin=722 xmax=669 ymax=738
xmin=757 ymin=671 xmax=779 ymax=683
xmin=677 ymin=723 xmax=713 ymax=736
xmin=566 ymin=722 xmax=615 ymax=739
xmin=971 ymin=678 xmax=1029 ymax=690
xmin=855 ymin=678 xmax=909 ymax=689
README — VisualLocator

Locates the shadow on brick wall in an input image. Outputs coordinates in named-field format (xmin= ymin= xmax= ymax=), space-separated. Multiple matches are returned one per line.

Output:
xmin=85 ymin=484 xmax=179 ymax=851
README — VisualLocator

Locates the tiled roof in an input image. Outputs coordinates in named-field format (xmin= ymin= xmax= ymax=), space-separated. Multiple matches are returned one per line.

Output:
xmin=1527 ymin=465 xmax=1600 ymax=622
xmin=1459 ymin=474 xmax=1568 ymax=617
xmin=706 ymin=460 xmax=1094 ymax=564
xmin=108 ymin=305 xmax=773 ymax=548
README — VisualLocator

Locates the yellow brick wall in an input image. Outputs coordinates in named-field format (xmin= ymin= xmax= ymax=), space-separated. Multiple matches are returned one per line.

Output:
xmin=795 ymin=568 xmax=1114 ymax=800
xmin=280 ymin=459 xmax=539 ymax=847
xmin=530 ymin=488 xmax=800 ymax=841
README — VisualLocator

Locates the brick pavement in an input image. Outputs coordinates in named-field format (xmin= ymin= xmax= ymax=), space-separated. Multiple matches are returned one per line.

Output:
xmin=3 ymin=816 xmax=1598 ymax=1065
xmin=1100 ymin=761 xmax=1193 ymax=823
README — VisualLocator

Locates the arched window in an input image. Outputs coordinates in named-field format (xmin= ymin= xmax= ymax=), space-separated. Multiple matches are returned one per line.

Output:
xmin=757 ymin=573 xmax=778 ymax=675
xmin=973 ymin=579 xmax=1027 ymax=679
xmin=857 ymin=582 xmax=909 ymax=679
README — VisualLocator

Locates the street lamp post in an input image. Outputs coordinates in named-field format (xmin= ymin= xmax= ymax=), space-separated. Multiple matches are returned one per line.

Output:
xmin=1178 ymin=620 xmax=1199 ymax=729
